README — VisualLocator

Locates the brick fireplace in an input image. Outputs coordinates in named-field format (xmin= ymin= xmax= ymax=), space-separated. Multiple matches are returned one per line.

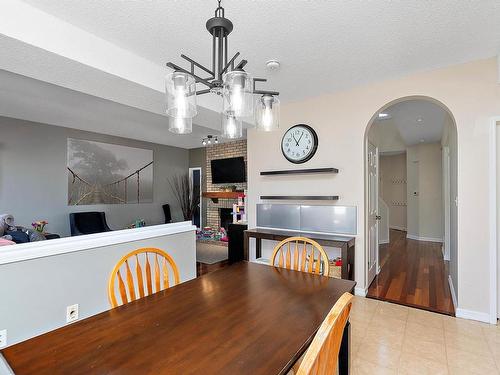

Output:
xmin=205 ymin=140 xmax=247 ymax=229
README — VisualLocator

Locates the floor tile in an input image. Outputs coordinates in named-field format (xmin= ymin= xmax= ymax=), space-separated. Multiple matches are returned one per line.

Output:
xmin=356 ymin=341 xmax=401 ymax=369
xmin=407 ymin=307 xmax=444 ymax=329
xmin=405 ymin=320 xmax=445 ymax=344
xmin=352 ymin=358 xmax=398 ymax=375
xmin=446 ymin=346 xmax=498 ymax=375
xmin=445 ymin=330 xmax=490 ymax=356
xmin=401 ymin=335 xmax=446 ymax=364
xmin=374 ymin=302 xmax=409 ymax=322
xmin=398 ymin=351 xmax=448 ymax=375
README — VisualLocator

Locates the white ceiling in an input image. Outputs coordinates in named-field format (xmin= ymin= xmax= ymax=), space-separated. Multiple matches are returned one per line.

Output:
xmin=1 ymin=0 xmax=499 ymax=148
xmin=375 ymin=100 xmax=450 ymax=146
xmin=19 ymin=0 xmax=500 ymax=102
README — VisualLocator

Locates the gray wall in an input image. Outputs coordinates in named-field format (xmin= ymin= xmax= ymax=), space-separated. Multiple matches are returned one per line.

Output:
xmin=0 ymin=229 xmax=196 ymax=347
xmin=0 ymin=116 xmax=189 ymax=236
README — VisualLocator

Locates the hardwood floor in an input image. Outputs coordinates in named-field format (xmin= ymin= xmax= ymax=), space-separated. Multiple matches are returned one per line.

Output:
xmin=196 ymin=260 xmax=230 ymax=277
xmin=367 ymin=229 xmax=455 ymax=315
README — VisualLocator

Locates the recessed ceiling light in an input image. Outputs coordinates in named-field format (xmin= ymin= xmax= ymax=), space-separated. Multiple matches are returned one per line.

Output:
xmin=266 ymin=59 xmax=281 ymax=71
xmin=378 ymin=113 xmax=389 ymax=118
xmin=420 ymin=139 xmax=425 ymax=143
xmin=416 ymin=117 xmax=423 ymax=123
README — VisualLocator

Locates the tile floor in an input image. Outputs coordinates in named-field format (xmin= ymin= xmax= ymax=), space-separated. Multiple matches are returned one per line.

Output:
xmin=350 ymin=296 xmax=500 ymax=374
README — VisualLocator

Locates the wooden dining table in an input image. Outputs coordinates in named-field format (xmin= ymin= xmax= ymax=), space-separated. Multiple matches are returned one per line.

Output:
xmin=1 ymin=262 xmax=356 ymax=375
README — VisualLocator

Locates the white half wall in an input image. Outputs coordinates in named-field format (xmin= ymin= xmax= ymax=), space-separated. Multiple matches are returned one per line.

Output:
xmin=0 ymin=222 xmax=196 ymax=347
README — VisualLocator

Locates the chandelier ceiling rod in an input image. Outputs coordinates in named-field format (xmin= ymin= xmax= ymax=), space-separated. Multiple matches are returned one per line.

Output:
xmin=166 ymin=1 xmax=279 ymax=96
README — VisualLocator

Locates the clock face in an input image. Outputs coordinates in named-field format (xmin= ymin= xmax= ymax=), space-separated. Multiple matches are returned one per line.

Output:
xmin=281 ymin=124 xmax=318 ymax=164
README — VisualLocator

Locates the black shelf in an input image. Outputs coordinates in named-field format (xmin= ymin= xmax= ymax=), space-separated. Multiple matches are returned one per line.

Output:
xmin=260 ymin=167 xmax=338 ymax=176
xmin=260 ymin=195 xmax=339 ymax=201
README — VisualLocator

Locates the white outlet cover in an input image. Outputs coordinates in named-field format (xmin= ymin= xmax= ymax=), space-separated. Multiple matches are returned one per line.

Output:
xmin=0 ymin=329 xmax=7 ymax=348
xmin=66 ymin=304 xmax=79 ymax=323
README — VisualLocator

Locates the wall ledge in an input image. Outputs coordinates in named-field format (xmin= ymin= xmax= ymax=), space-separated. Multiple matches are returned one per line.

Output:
xmin=0 ymin=221 xmax=196 ymax=265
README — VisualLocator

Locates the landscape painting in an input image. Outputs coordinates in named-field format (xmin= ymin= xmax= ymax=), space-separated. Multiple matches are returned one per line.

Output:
xmin=67 ymin=138 xmax=153 ymax=205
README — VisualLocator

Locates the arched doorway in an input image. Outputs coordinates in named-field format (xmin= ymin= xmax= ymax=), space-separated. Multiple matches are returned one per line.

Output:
xmin=364 ymin=96 xmax=458 ymax=315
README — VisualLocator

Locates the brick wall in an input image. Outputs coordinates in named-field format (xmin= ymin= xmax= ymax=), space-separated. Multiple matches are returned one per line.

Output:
xmin=205 ymin=140 xmax=247 ymax=228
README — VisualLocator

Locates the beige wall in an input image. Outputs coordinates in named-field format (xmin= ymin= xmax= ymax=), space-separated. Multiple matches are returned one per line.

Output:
xmin=247 ymin=57 xmax=500 ymax=317
xmin=406 ymin=143 xmax=443 ymax=240
xmin=380 ymin=153 xmax=407 ymax=231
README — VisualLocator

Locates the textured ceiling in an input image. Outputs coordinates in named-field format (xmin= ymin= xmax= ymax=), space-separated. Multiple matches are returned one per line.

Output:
xmin=375 ymin=99 xmax=450 ymax=146
xmin=20 ymin=0 xmax=500 ymax=103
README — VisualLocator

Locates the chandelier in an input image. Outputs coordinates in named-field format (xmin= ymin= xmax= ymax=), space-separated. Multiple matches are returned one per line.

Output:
xmin=202 ymin=135 xmax=219 ymax=146
xmin=165 ymin=0 xmax=280 ymax=138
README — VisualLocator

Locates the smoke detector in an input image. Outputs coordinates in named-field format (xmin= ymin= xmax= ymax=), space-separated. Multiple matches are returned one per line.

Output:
xmin=266 ymin=59 xmax=281 ymax=71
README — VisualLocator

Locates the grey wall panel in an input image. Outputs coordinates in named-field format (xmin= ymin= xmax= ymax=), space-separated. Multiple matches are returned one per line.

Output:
xmin=257 ymin=204 xmax=357 ymax=235
xmin=257 ymin=204 xmax=300 ymax=230
xmin=300 ymin=205 xmax=357 ymax=235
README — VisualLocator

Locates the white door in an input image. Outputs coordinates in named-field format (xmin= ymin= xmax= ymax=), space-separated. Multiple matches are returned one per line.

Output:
xmin=367 ymin=142 xmax=379 ymax=285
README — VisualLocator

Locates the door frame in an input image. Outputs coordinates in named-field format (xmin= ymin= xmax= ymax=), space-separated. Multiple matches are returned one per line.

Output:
xmin=442 ymin=146 xmax=451 ymax=261
xmin=189 ymin=167 xmax=202 ymax=229
xmin=489 ymin=117 xmax=499 ymax=323
xmin=366 ymin=141 xmax=379 ymax=287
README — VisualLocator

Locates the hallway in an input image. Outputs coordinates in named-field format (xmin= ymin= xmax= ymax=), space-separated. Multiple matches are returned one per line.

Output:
xmin=367 ymin=229 xmax=455 ymax=315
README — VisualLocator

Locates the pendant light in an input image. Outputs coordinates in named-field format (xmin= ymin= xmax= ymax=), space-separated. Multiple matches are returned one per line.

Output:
xmin=255 ymin=94 xmax=280 ymax=131
xmin=165 ymin=71 xmax=197 ymax=120
xmin=222 ymin=70 xmax=253 ymax=117
xmin=221 ymin=112 xmax=242 ymax=139
xmin=165 ymin=0 xmax=279 ymax=137
xmin=168 ymin=117 xmax=193 ymax=134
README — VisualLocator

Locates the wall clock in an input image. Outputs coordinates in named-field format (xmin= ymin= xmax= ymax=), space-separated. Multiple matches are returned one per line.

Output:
xmin=281 ymin=124 xmax=318 ymax=164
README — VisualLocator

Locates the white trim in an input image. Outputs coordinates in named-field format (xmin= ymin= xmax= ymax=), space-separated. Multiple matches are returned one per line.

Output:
xmin=355 ymin=287 xmax=367 ymax=297
xmin=406 ymin=234 xmax=443 ymax=243
xmin=0 ymin=354 xmax=14 ymax=375
xmin=389 ymin=225 xmax=407 ymax=231
xmin=379 ymin=239 xmax=389 ymax=245
xmin=489 ymin=117 xmax=499 ymax=323
xmin=448 ymin=275 xmax=458 ymax=311
xmin=0 ymin=221 xmax=196 ymax=265
xmin=456 ymin=308 xmax=493 ymax=324
xmin=443 ymin=146 xmax=451 ymax=261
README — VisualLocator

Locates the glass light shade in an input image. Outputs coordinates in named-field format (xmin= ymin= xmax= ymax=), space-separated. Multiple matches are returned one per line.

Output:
xmin=221 ymin=113 xmax=243 ymax=139
xmin=168 ymin=117 xmax=193 ymax=134
xmin=255 ymin=95 xmax=280 ymax=131
xmin=165 ymin=72 xmax=197 ymax=118
xmin=222 ymin=70 xmax=253 ymax=117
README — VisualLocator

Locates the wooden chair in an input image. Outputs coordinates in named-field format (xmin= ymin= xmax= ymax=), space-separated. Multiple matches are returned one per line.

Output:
xmin=296 ymin=292 xmax=354 ymax=375
xmin=108 ymin=247 xmax=180 ymax=308
xmin=270 ymin=237 xmax=330 ymax=276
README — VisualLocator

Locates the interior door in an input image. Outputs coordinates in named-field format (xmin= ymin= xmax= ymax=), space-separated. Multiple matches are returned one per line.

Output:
xmin=189 ymin=168 xmax=202 ymax=229
xmin=367 ymin=142 xmax=379 ymax=285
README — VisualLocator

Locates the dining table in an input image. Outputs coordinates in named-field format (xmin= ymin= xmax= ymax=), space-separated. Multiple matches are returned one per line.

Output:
xmin=1 ymin=262 xmax=356 ymax=375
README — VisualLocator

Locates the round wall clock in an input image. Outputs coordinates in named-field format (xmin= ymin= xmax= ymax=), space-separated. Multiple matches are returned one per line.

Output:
xmin=281 ymin=124 xmax=318 ymax=164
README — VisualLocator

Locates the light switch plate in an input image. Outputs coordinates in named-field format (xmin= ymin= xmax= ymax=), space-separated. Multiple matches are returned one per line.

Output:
xmin=66 ymin=304 xmax=79 ymax=323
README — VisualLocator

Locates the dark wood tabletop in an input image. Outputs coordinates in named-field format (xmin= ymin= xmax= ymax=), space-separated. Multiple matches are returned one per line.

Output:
xmin=2 ymin=262 xmax=356 ymax=375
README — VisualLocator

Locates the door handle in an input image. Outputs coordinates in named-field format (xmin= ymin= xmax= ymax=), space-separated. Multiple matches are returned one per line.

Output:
xmin=375 ymin=215 xmax=381 ymax=220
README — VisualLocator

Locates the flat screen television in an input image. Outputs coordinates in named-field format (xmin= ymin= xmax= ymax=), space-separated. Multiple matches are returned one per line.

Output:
xmin=211 ymin=157 xmax=246 ymax=183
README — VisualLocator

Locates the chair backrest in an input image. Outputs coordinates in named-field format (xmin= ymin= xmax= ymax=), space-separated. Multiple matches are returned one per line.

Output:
xmin=296 ymin=293 xmax=353 ymax=375
xmin=270 ymin=237 xmax=330 ymax=276
xmin=70 ymin=211 xmax=110 ymax=236
xmin=108 ymin=248 xmax=180 ymax=308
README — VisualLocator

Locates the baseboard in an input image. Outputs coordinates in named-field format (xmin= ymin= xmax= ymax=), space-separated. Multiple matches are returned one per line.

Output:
xmin=455 ymin=308 xmax=492 ymax=324
xmin=448 ymin=275 xmax=457 ymax=311
xmin=406 ymin=234 xmax=443 ymax=243
xmin=354 ymin=287 xmax=367 ymax=297
xmin=390 ymin=225 xmax=406 ymax=231
xmin=379 ymin=239 xmax=389 ymax=245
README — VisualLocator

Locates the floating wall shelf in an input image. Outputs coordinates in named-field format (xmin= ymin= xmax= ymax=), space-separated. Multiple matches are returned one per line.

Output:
xmin=202 ymin=191 xmax=245 ymax=203
xmin=260 ymin=195 xmax=339 ymax=201
xmin=260 ymin=167 xmax=338 ymax=176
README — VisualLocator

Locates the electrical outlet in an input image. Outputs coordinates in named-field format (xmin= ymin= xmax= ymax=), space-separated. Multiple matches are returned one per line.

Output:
xmin=0 ymin=329 xmax=7 ymax=348
xmin=66 ymin=304 xmax=79 ymax=323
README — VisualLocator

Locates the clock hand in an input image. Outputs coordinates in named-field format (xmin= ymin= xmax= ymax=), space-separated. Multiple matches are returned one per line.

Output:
xmin=297 ymin=131 xmax=304 ymax=144
xmin=292 ymin=134 xmax=299 ymax=146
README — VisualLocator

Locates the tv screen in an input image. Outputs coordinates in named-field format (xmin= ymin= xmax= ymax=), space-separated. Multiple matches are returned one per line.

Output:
xmin=211 ymin=157 xmax=246 ymax=184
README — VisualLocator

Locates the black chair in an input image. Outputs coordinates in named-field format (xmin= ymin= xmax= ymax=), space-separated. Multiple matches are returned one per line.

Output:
xmin=69 ymin=212 xmax=112 ymax=236
xmin=162 ymin=204 xmax=172 ymax=224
